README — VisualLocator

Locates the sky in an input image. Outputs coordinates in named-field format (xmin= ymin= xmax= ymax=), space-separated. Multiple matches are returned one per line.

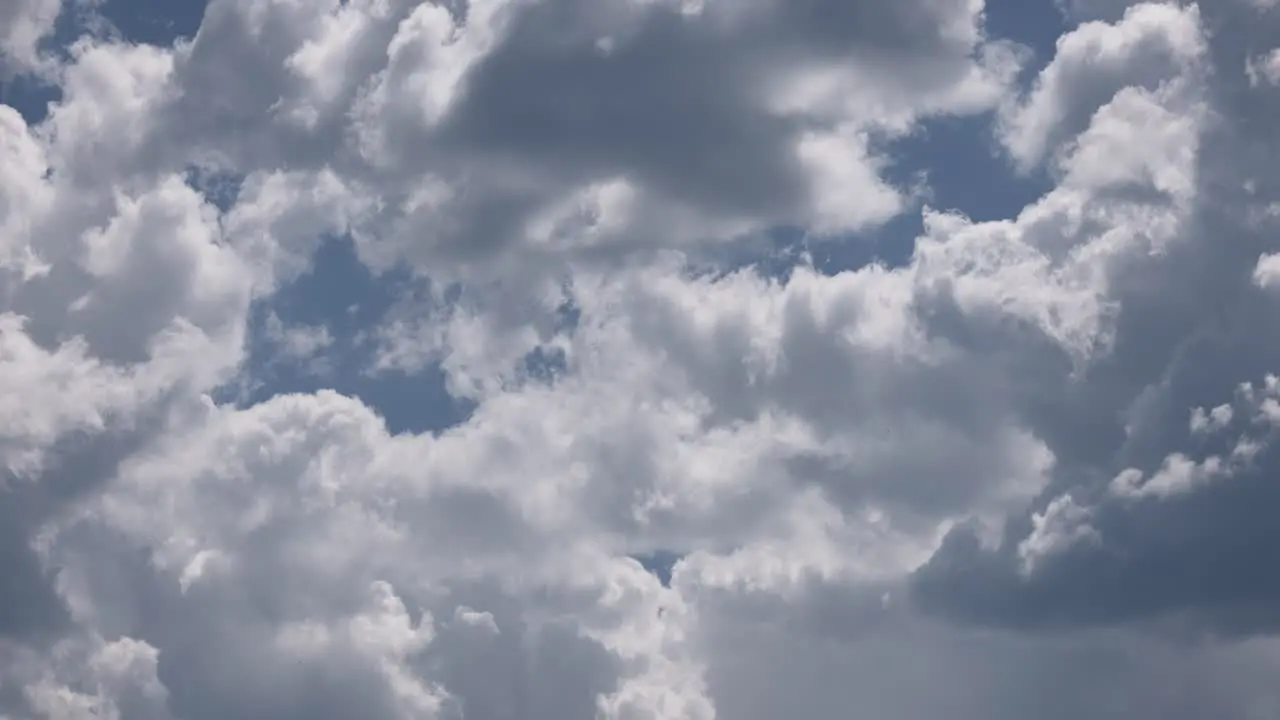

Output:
xmin=4 ymin=0 xmax=1280 ymax=718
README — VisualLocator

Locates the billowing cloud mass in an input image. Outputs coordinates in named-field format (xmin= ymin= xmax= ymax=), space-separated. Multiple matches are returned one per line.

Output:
xmin=5 ymin=0 xmax=1280 ymax=718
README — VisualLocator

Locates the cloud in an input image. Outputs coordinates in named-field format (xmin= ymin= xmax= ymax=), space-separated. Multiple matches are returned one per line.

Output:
xmin=0 ymin=0 xmax=62 ymax=78
xmin=998 ymin=2 xmax=1206 ymax=172
xmin=6 ymin=0 xmax=1280 ymax=719
xmin=1246 ymin=48 xmax=1280 ymax=86
xmin=1254 ymin=251 xmax=1280 ymax=287
xmin=912 ymin=0 xmax=1280 ymax=636
xmin=52 ymin=0 xmax=1021 ymax=277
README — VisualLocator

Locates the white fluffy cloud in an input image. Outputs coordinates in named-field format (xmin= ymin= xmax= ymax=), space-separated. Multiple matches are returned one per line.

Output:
xmin=0 ymin=0 xmax=62 ymax=78
xmin=998 ymin=2 xmax=1206 ymax=172
xmin=5 ymin=1 xmax=1280 ymax=718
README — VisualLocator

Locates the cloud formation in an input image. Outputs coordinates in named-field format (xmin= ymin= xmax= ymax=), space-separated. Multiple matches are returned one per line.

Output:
xmin=5 ymin=0 xmax=1280 ymax=718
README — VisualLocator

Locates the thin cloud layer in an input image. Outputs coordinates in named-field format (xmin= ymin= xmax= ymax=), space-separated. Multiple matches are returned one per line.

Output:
xmin=5 ymin=1 xmax=1280 ymax=719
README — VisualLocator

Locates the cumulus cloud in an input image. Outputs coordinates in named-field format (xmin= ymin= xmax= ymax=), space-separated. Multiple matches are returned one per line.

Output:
xmin=0 ymin=0 xmax=62 ymax=78
xmin=911 ymin=0 xmax=1280 ymax=638
xmin=62 ymin=0 xmax=1023 ymax=278
xmin=1254 ymin=251 xmax=1280 ymax=287
xmin=6 ymin=0 xmax=1280 ymax=718
xmin=998 ymin=2 xmax=1207 ymax=172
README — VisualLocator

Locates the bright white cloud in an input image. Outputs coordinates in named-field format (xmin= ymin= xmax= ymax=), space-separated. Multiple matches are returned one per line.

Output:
xmin=998 ymin=2 xmax=1206 ymax=172
xmin=1254 ymin=251 xmax=1280 ymax=288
